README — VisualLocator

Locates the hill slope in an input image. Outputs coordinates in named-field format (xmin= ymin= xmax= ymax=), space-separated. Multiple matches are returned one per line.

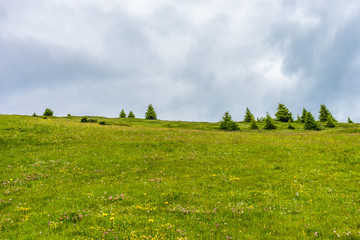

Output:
xmin=1 ymin=115 xmax=360 ymax=239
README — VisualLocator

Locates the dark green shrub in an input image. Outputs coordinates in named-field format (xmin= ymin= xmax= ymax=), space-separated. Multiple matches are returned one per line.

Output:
xmin=304 ymin=112 xmax=321 ymax=130
xmin=264 ymin=113 xmax=277 ymax=130
xmin=348 ymin=117 xmax=354 ymax=123
xmin=275 ymin=103 xmax=293 ymax=122
xmin=128 ymin=111 xmax=135 ymax=118
xmin=80 ymin=117 xmax=88 ymax=123
xmin=244 ymin=107 xmax=254 ymax=122
xmin=287 ymin=119 xmax=295 ymax=129
xmin=325 ymin=115 xmax=336 ymax=128
xmin=145 ymin=104 xmax=157 ymax=120
xmin=67 ymin=113 xmax=71 ymax=117
xmin=43 ymin=108 xmax=53 ymax=116
xmin=249 ymin=117 xmax=259 ymax=130
xmin=87 ymin=118 xmax=97 ymax=123
xmin=120 ymin=109 xmax=127 ymax=118
xmin=32 ymin=113 xmax=37 ymax=117
xmin=99 ymin=121 xmax=106 ymax=125
xmin=219 ymin=111 xmax=239 ymax=131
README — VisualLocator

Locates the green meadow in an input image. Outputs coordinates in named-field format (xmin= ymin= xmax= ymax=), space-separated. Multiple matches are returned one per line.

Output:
xmin=1 ymin=115 xmax=360 ymax=239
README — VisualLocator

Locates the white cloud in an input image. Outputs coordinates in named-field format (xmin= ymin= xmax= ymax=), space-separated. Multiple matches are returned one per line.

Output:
xmin=1 ymin=0 xmax=360 ymax=122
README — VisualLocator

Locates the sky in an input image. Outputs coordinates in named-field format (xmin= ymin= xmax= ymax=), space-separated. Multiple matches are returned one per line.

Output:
xmin=1 ymin=0 xmax=360 ymax=122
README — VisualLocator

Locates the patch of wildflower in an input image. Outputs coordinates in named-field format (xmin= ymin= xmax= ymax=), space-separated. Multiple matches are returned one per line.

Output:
xmin=58 ymin=211 xmax=83 ymax=223
xmin=107 ymin=194 xmax=126 ymax=201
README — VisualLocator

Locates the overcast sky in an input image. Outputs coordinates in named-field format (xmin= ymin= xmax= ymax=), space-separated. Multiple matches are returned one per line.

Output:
xmin=1 ymin=0 xmax=360 ymax=122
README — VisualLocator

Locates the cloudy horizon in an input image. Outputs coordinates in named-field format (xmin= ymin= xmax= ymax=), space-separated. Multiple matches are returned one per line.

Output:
xmin=1 ymin=0 xmax=360 ymax=122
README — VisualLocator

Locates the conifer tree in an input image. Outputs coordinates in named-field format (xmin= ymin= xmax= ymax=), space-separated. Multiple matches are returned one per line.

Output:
xmin=120 ymin=109 xmax=127 ymax=118
xmin=319 ymin=104 xmax=330 ymax=122
xmin=275 ymin=103 xmax=293 ymax=122
xmin=145 ymin=104 xmax=157 ymax=120
xmin=348 ymin=117 xmax=353 ymax=123
xmin=325 ymin=115 xmax=336 ymax=128
xmin=128 ymin=111 xmax=135 ymax=118
xmin=244 ymin=107 xmax=254 ymax=122
xmin=300 ymin=107 xmax=307 ymax=123
xmin=264 ymin=113 xmax=277 ymax=130
xmin=219 ymin=111 xmax=239 ymax=131
xmin=304 ymin=112 xmax=321 ymax=130
xmin=249 ymin=116 xmax=259 ymax=130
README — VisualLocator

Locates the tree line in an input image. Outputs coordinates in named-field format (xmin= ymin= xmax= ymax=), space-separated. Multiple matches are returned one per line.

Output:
xmin=36 ymin=103 xmax=354 ymax=131
xmin=37 ymin=104 xmax=158 ymax=121
xmin=220 ymin=104 xmax=354 ymax=131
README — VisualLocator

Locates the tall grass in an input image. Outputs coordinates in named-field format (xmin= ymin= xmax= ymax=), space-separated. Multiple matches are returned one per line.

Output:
xmin=1 ymin=115 xmax=360 ymax=239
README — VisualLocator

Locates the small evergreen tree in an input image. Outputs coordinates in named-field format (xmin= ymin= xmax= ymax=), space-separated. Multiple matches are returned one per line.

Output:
xmin=145 ymin=104 xmax=157 ymax=120
xmin=304 ymin=112 xmax=321 ymax=130
xmin=264 ymin=113 xmax=277 ymax=130
xmin=275 ymin=103 xmax=293 ymax=122
xmin=300 ymin=107 xmax=307 ymax=123
xmin=128 ymin=111 xmax=135 ymax=118
xmin=120 ymin=109 xmax=127 ymax=118
xmin=319 ymin=104 xmax=330 ymax=122
xmin=32 ymin=113 xmax=37 ymax=117
xmin=325 ymin=115 xmax=336 ymax=128
xmin=348 ymin=117 xmax=353 ymax=123
xmin=244 ymin=107 xmax=254 ymax=122
xmin=219 ymin=111 xmax=239 ymax=131
xmin=249 ymin=116 xmax=259 ymax=130
xmin=287 ymin=119 xmax=295 ymax=129
xmin=43 ymin=108 xmax=53 ymax=116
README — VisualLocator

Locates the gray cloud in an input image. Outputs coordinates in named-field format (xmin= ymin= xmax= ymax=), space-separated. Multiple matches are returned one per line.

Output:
xmin=1 ymin=0 xmax=360 ymax=122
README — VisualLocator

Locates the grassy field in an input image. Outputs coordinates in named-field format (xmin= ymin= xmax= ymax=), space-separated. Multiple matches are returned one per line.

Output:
xmin=1 ymin=115 xmax=360 ymax=239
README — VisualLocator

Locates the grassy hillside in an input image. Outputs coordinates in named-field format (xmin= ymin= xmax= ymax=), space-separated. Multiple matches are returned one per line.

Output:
xmin=1 ymin=115 xmax=360 ymax=239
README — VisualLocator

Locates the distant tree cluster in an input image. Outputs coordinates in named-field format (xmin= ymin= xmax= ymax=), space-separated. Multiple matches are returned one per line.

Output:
xmin=33 ymin=103 xmax=355 ymax=132
xmin=218 ymin=104 xmax=351 ymax=131
xmin=119 ymin=109 xmax=135 ymax=119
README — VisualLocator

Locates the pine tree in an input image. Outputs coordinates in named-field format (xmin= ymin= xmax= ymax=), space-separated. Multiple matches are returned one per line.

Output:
xmin=348 ymin=117 xmax=353 ymax=123
xmin=325 ymin=115 xmax=336 ymax=128
xmin=120 ymin=109 xmax=127 ymax=118
xmin=300 ymin=107 xmax=307 ymax=123
xmin=304 ymin=112 xmax=321 ymax=130
xmin=249 ymin=116 xmax=259 ymax=130
xmin=43 ymin=108 xmax=53 ymax=116
xmin=319 ymin=104 xmax=330 ymax=122
xmin=244 ymin=107 xmax=254 ymax=122
xmin=264 ymin=113 xmax=277 ymax=130
xmin=128 ymin=111 xmax=135 ymax=118
xmin=275 ymin=103 xmax=293 ymax=122
xmin=145 ymin=104 xmax=157 ymax=120
xmin=219 ymin=111 xmax=239 ymax=131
